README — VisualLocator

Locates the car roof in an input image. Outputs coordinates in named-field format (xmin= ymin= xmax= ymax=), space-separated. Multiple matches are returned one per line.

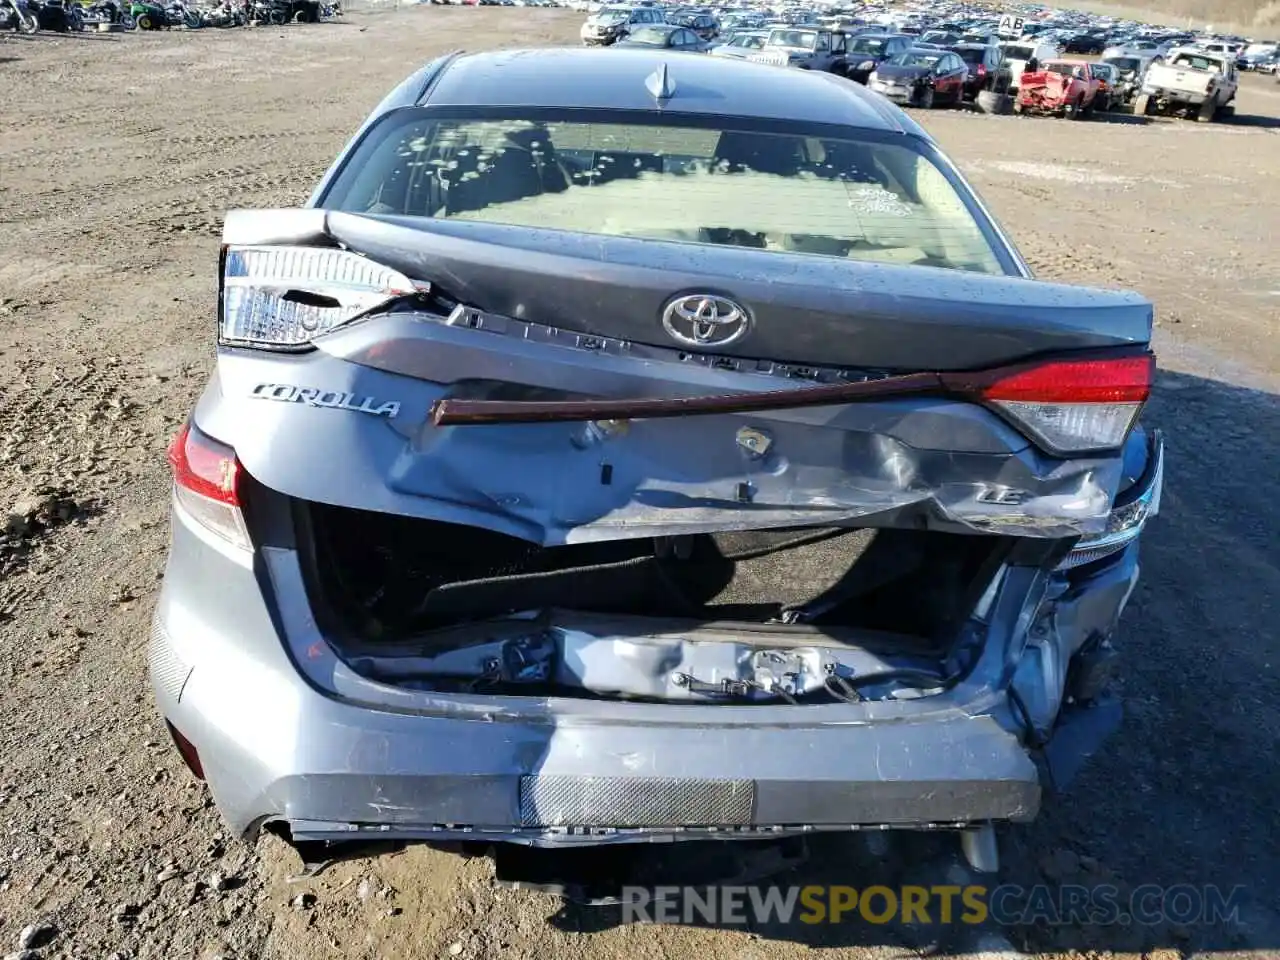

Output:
xmin=421 ymin=48 xmax=908 ymax=133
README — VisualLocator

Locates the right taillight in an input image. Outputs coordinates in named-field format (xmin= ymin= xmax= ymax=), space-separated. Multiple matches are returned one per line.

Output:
xmin=167 ymin=422 xmax=250 ymax=550
xmin=962 ymin=352 xmax=1154 ymax=455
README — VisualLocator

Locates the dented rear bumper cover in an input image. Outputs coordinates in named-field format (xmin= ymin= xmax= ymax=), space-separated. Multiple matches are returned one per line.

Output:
xmin=151 ymin=524 xmax=1043 ymax=842
xmin=149 ymin=437 xmax=1158 ymax=847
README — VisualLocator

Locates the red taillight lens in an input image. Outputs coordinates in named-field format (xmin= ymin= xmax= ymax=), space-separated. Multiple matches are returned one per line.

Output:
xmin=977 ymin=354 xmax=1153 ymax=404
xmin=165 ymin=720 xmax=205 ymax=780
xmin=977 ymin=64 xmax=987 ymax=77
xmin=956 ymin=352 xmax=1154 ymax=455
xmin=167 ymin=422 xmax=250 ymax=548
xmin=168 ymin=422 xmax=241 ymax=505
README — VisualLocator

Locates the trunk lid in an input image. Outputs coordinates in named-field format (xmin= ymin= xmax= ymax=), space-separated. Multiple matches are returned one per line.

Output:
xmin=321 ymin=212 xmax=1149 ymax=372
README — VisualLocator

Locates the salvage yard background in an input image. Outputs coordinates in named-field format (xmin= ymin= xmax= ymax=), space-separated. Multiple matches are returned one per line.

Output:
xmin=1 ymin=8 xmax=1278 ymax=959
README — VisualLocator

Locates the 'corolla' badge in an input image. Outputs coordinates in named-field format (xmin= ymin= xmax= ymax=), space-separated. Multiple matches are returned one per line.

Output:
xmin=661 ymin=294 xmax=751 ymax=348
xmin=249 ymin=383 xmax=400 ymax=418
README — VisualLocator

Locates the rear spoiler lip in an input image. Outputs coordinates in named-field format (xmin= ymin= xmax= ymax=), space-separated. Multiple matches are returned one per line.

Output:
xmin=430 ymin=347 xmax=1156 ymax=426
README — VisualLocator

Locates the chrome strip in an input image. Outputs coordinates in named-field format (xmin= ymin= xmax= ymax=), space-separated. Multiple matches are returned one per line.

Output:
xmin=435 ymin=303 xmax=895 ymax=386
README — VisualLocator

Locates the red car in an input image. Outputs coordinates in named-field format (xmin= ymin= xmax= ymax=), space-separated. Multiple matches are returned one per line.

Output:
xmin=1015 ymin=59 xmax=1100 ymax=118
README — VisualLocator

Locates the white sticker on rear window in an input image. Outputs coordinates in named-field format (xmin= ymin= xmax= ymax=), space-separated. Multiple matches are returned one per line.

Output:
xmin=846 ymin=184 xmax=914 ymax=218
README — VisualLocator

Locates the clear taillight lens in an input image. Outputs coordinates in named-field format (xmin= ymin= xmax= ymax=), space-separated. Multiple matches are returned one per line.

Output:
xmin=220 ymin=245 xmax=417 ymax=348
xmin=167 ymin=422 xmax=250 ymax=550
xmin=974 ymin=353 xmax=1154 ymax=455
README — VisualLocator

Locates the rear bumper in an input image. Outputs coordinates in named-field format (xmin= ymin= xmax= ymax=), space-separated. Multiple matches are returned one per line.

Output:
xmin=1141 ymin=84 xmax=1209 ymax=104
xmin=151 ymin=508 xmax=1047 ymax=844
xmin=150 ymin=433 xmax=1159 ymax=847
xmin=156 ymin=639 xmax=1041 ymax=844
xmin=1016 ymin=90 xmax=1073 ymax=111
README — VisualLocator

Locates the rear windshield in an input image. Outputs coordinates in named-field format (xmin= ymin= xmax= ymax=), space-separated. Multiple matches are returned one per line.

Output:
xmin=325 ymin=113 xmax=1005 ymax=274
xmin=1003 ymin=44 xmax=1034 ymax=60
xmin=1171 ymin=53 xmax=1221 ymax=70
xmin=955 ymin=47 xmax=985 ymax=64
xmin=1105 ymin=56 xmax=1141 ymax=71
xmin=848 ymin=37 xmax=887 ymax=54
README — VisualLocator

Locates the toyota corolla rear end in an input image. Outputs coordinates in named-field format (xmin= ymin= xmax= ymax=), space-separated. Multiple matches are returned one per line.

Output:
xmin=150 ymin=49 xmax=1163 ymax=870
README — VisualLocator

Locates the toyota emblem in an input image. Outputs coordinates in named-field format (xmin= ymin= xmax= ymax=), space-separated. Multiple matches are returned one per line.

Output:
xmin=660 ymin=294 xmax=751 ymax=348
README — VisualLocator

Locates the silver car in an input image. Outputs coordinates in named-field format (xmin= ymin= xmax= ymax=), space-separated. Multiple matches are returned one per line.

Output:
xmin=152 ymin=47 xmax=1163 ymax=874
xmin=709 ymin=28 xmax=770 ymax=58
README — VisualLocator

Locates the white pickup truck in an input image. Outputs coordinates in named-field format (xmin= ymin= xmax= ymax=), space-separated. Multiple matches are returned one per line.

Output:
xmin=1135 ymin=47 xmax=1238 ymax=121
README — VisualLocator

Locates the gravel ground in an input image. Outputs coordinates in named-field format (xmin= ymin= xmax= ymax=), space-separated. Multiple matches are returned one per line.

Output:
xmin=0 ymin=10 xmax=1278 ymax=960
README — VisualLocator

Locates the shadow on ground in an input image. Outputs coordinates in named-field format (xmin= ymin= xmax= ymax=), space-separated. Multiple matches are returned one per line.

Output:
xmin=493 ymin=370 xmax=1280 ymax=955
xmin=1228 ymin=112 xmax=1280 ymax=129
xmin=0 ymin=30 xmax=121 ymax=41
xmin=1088 ymin=109 xmax=1150 ymax=125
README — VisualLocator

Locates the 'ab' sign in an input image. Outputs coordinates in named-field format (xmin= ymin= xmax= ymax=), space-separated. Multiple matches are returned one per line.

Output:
xmin=998 ymin=13 xmax=1025 ymax=37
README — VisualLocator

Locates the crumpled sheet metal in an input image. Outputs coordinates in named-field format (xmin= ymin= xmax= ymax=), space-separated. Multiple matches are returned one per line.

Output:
xmin=385 ymin=405 xmax=1120 ymax=544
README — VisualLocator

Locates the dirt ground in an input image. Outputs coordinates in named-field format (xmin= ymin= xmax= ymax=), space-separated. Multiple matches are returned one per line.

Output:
xmin=1 ymin=8 xmax=1278 ymax=960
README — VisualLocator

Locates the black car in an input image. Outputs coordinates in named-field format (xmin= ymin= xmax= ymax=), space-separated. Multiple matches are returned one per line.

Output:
xmin=951 ymin=42 xmax=1012 ymax=97
xmin=866 ymin=47 xmax=969 ymax=107
xmin=613 ymin=23 xmax=712 ymax=51
xmin=1064 ymin=31 xmax=1108 ymax=54
xmin=843 ymin=32 xmax=915 ymax=83
xmin=668 ymin=11 xmax=718 ymax=40
xmin=919 ymin=29 xmax=963 ymax=46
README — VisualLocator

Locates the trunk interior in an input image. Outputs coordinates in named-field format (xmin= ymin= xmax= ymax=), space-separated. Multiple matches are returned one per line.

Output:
xmin=299 ymin=501 xmax=1012 ymax=655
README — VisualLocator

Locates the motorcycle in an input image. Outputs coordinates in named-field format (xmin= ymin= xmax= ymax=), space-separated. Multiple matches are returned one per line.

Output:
xmin=81 ymin=0 xmax=137 ymax=28
xmin=0 ymin=0 xmax=41 ymax=32
xmin=249 ymin=0 xmax=320 ymax=24
xmin=29 ymin=0 xmax=85 ymax=30
xmin=163 ymin=0 xmax=202 ymax=26
xmin=199 ymin=1 xmax=243 ymax=25
xmin=247 ymin=0 xmax=283 ymax=23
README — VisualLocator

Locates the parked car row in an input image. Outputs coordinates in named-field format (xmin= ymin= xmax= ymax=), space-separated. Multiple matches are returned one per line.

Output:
xmin=572 ymin=1 xmax=1260 ymax=117
xmin=0 ymin=0 xmax=338 ymax=31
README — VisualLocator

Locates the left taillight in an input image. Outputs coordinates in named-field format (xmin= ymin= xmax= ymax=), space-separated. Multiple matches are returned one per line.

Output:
xmin=970 ymin=352 xmax=1154 ymax=455
xmin=219 ymin=245 xmax=418 ymax=349
xmin=167 ymin=422 xmax=250 ymax=550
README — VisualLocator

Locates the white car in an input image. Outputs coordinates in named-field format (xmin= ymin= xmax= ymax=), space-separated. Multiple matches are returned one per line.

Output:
xmin=1237 ymin=41 xmax=1277 ymax=68
xmin=999 ymin=39 xmax=1061 ymax=90
xmin=1102 ymin=39 xmax=1171 ymax=60
xmin=710 ymin=29 xmax=771 ymax=59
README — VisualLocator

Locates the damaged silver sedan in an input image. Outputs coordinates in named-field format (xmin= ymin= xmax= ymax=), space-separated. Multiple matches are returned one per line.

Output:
xmin=150 ymin=47 xmax=1163 ymax=874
